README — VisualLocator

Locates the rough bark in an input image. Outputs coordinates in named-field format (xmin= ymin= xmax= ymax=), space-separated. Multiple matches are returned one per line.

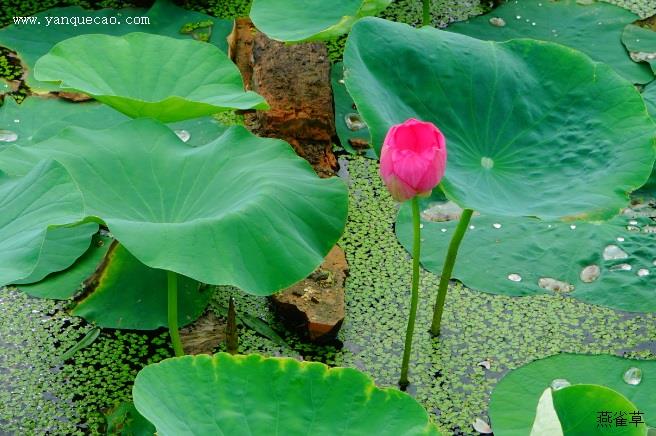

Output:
xmin=229 ymin=18 xmax=337 ymax=177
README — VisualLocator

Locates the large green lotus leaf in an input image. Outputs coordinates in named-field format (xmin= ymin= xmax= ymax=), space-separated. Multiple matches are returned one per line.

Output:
xmin=0 ymin=97 xmax=228 ymax=152
xmin=71 ymin=242 xmax=209 ymax=329
xmin=489 ymin=354 xmax=656 ymax=435
xmin=396 ymin=199 xmax=656 ymax=312
xmin=645 ymin=81 xmax=656 ymax=118
xmin=133 ymin=353 xmax=440 ymax=435
xmin=33 ymin=32 xmax=267 ymax=122
xmin=623 ymin=24 xmax=656 ymax=74
xmin=635 ymin=82 xmax=656 ymax=197
xmin=250 ymin=0 xmax=391 ymax=42
xmin=0 ymin=97 xmax=128 ymax=149
xmin=0 ymin=0 xmax=233 ymax=92
xmin=553 ymin=385 xmax=647 ymax=435
xmin=447 ymin=0 xmax=653 ymax=84
xmin=0 ymin=160 xmax=84 ymax=286
xmin=17 ymin=233 xmax=112 ymax=299
xmin=139 ymin=0 xmax=233 ymax=52
xmin=12 ymin=222 xmax=98 ymax=285
xmin=0 ymin=119 xmax=348 ymax=294
xmin=344 ymin=18 xmax=655 ymax=220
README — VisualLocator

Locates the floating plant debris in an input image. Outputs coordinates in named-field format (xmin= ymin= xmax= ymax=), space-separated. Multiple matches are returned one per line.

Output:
xmin=345 ymin=113 xmax=366 ymax=131
xmin=538 ymin=277 xmax=574 ymax=293
xmin=488 ymin=17 xmax=506 ymax=27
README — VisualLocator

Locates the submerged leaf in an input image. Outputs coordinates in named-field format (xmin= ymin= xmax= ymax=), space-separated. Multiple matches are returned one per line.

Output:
xmin=59 ymin=327 xmax=100 ymax=362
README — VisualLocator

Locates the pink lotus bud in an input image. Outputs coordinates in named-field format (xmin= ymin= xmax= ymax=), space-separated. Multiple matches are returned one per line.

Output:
xmin=379 ymin=118 xmax=447 ymax=202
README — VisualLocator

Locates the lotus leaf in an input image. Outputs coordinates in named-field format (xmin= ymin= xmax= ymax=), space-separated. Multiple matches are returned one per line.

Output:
xmin=71 ymin=242 xmax=210 ymax=330
xmin=0 ymin=0 xmax=233 ymax=91
xmin=489 ymin=354 xmax=656 ymax=435
xmin=344 ymin=18 xmax=655 ymax=220
xmin=447 ymin=0 xmax=653 ymax=84
xmin=331 ymin=62 xmax=373 ymax=157
xmin=396 ymin=197 xmax=656 ymax=312
xmin=0 ymin=160 xmax=84 ymax=286
xmin=18 ymin=233 xmax=112 ymax=299
xmin=623 ymin=24 xmax=656 ymax=74
xmin=0 ymin=119 xmax=348 ymax=294
xmin=645 ymin=81 xmax=656 ymax=118
xmin=133 ymin=353 xmax=441 ymax=435
xmin=0 ymin=97 xmax=229 ymax=151
xmin=34 ymin=33 xmax=267 ymax=122
xmin=12 ymin=222 xmax=98 ymax=285
xmin=553 ymin=385 xmax=647 ymax=435
xmin=250 ymin=0 xmax=391 ymax=42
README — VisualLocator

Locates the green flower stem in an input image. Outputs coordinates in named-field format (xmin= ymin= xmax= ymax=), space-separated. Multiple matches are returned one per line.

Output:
xmin=430 ymin=208 xmax=473 ymax=336
xmin=399 ymin=196 xmax=421 ymax=390
xmin=422 ymin=0 xmax=430 ymax=26
xmin=167 ymin=271 xmax=184 ymax=357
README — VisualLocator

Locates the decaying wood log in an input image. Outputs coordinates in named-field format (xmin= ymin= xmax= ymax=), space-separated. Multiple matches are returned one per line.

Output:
xmin=229 ymin=18 xmax=337 ymax=177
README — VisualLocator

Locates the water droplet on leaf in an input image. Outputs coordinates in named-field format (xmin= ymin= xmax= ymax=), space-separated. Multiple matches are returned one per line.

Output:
xmin=0 ymin=130 xmax=18 ymax=142
xmin=623 ymin=367 xmax=642 ymax=385
xmin=480 ymin=157 xmax=494 ymax=169
xmin=538 ymin=277 xmax=574 ymax=293
xmin=551 ymin=379 xmax=571 ymax=390
xmin=507 ymin=273 xmax=522 ymax=282
xmin=603 ymin=245 xmax=628 ymax=260
xmin=609 ymin=263 xmax=632 ymax=272
xmin=421 ymin=201 xmax=466 ymax=222
xmin=580 ymin=265 xmax=600 ymax=283
xmin=174 ymin=129 xmax=191 ymax=143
